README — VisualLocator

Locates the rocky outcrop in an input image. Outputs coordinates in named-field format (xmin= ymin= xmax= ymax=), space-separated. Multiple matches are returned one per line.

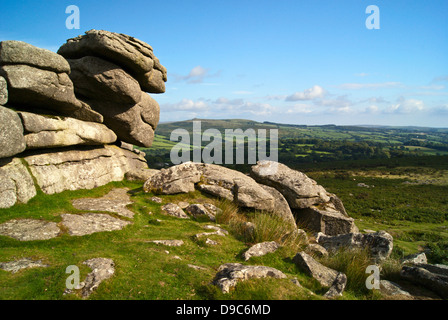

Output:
xmin=143 ymin=161 xmax=356 ymax=235
xmin=316 ymin=231 xmax=394 ymax=262
xmin=0 ymin=30 xmax=167 ymax=208
xmin=57 ymin=30 xmax=165 ymax=147
xmin=143 ymin=162 xmax=296 ymax=225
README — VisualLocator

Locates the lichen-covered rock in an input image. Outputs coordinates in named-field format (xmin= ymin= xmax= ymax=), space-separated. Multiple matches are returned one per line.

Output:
xmin=0 ymin=219 xmax=60 ymax=241
xmin=0 ymin=106 xmax=26 ymax=158
xmin=161 ymin=203 xmax=190 ymax=219
xmin=61 ymin=213 xmax=131 ymax=236
xmin=0 ymin=258 xmax=48 ymax=274
xmin=185 ymin=204 xmax=216 ymax=221
xmin=212 ymin=263 xmax=287 ymax=294
xmin=71 ymin=188 xmax=134 ymax=218
xmin=242 ymin=241 xmax=280 ymax=261
xmin=82 ymin=258 xmax=115 ymax=298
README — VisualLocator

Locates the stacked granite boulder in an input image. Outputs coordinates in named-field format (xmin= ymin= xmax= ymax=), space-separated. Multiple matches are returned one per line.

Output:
xmin=58 ymin=29 xmax=166 ymax=147
xmin=0 ymin=30 xmax=166 ymax=208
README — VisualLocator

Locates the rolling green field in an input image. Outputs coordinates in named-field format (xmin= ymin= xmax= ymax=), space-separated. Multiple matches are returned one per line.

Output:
xmin=141 ymin=119 xmax=448 ymax=169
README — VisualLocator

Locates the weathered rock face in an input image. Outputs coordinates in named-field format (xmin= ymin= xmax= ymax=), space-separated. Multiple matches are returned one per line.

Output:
xmin=0 ymin=64 xmax=81 ymax=113
xmin=0 ymin=41 xmax=70 ymax=73
xmin=0 ymin=106 xmax=26 ymax=158
xmin=55 ymin=30 xmax=165 ymax=147
xmin=212 ymin=263 xmax=287 ymax=294
xmin=316 ymin=231 xmax=394 ymax=262
xmin=0 ymin=76 xmax=7 ymax=105
xmin=24 ymin=145 xmax=147 ymax=195
xmin=19 ymin=111 xmax=117 ymax=149
xmin=295 ymin=205 xmax=358 ymax=236
xmin=67 ymin=56 xmax=142 ymax=105
xmin=58 ymin=29 xmax=167 ymax=93
xmin=251 ymin=161 xmax=330 ymax=209
xmin=87 ymin=92 xmax=160 ymax=148
xmin=0 ymin=158 xmax=36 ymax=208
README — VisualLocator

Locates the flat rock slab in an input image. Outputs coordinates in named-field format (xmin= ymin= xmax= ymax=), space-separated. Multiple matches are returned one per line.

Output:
xmin=72 ymin=188 xmax=134 ymax=218
xmin=0 ymin=258 xmax=48 ymax=273
xmin=61 ymin=213 xmax=131 ymax=236
xmin=0 ymin=219 xmax=60 ymax=241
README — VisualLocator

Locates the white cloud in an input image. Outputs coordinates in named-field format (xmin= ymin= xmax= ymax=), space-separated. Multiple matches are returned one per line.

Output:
xmin=386 ymin=97 xmax=425 ymax=114
xmin=171 ymin=66 xmax=221 ymax=84
xmin=162 ymin=98 xmax=209 ymax=111
xmin=285 ymin=85 xmax=326 ymax=101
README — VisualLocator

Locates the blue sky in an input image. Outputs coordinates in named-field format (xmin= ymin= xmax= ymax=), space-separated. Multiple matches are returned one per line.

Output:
xmin=1 ymin=0 xmax=447 ymax=127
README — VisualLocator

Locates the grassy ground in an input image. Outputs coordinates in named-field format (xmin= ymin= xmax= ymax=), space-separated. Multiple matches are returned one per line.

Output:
xmin=0 ymin=182 xmax=317 ymax=300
